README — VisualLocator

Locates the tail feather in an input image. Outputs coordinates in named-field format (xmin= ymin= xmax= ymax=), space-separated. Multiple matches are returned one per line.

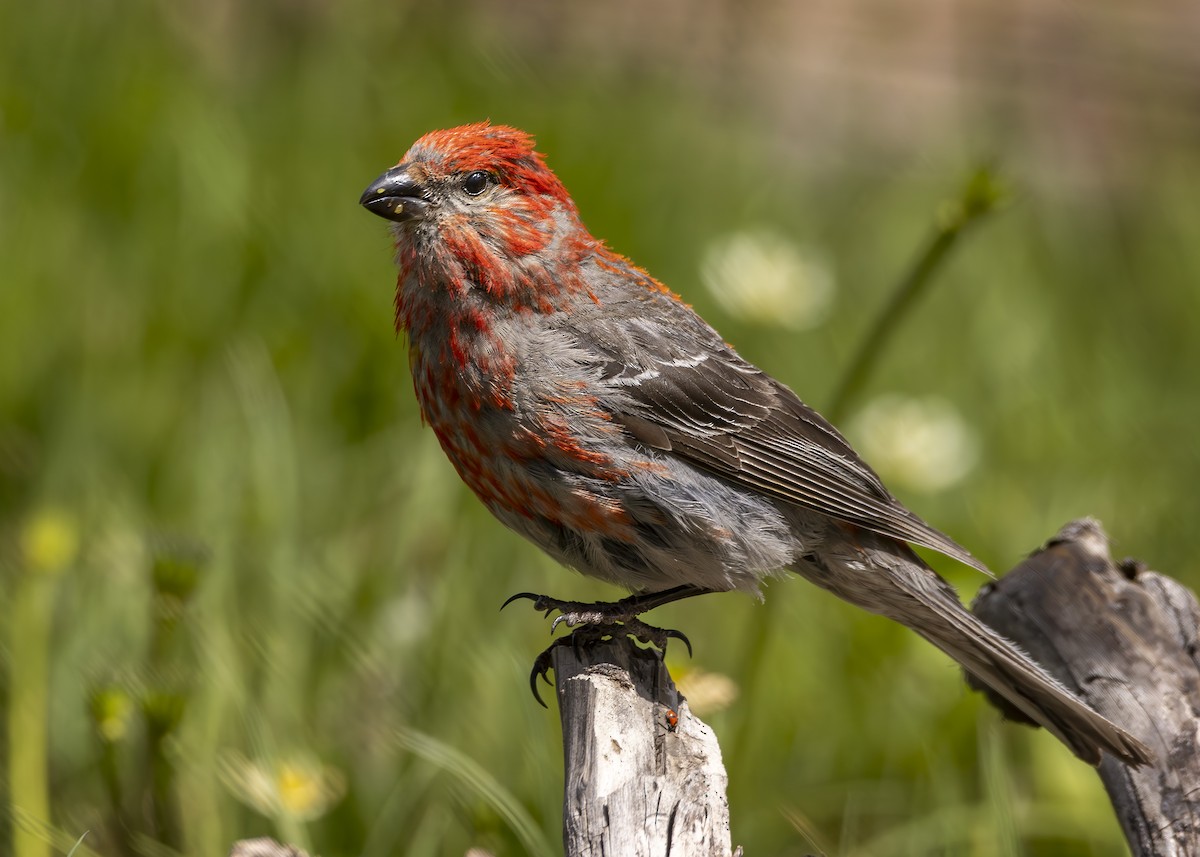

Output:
xmin=906 ymin=580 xmax=1151 ymax=766
xmin=795 ymin=538 xmax=1153 ymax=767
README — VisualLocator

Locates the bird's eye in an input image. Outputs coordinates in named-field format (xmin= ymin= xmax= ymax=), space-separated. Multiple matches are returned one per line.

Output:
xmin=462 ymin=171 xmax=492 ymax=196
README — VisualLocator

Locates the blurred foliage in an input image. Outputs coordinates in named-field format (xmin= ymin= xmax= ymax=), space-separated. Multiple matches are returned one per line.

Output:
xmin=2 ymin=0 xmax=1198 ymax=855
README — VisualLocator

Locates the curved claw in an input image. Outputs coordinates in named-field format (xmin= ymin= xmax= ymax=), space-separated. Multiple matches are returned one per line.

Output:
xmin=506 ymin=589 xmax=698 ymax=708
xmin=529 ymin=666 xmax=549 ymax=708
xmin=501 ymin=592 xmax=541 ymax=612
xmin=529 ymin=652 xmax=556 ymax=708
xmin=664 ymin=628 xmax=693 ymax=658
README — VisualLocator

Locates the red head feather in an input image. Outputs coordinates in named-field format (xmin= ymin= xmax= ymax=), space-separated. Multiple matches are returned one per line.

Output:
xmin=405 ymin=122 xmax=575 ymax=210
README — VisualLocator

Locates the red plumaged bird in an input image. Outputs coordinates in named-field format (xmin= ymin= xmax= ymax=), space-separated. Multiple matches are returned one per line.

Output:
xmin=360 ymin=122 xmax=1150 ymax=767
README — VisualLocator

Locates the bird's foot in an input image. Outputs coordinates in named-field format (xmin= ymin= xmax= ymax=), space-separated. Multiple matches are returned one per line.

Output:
xmin=502 ymin=592 xmax=694 ymax=707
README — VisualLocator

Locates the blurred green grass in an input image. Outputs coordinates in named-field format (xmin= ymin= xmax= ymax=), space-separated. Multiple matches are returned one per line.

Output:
xmin=2 ymin=1 xmax=1197 ymax=855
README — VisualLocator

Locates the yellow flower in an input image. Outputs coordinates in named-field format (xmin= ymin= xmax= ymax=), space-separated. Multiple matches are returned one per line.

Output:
xmin=90 ymin=688 xmax=134 ymax=742
xmin=276 ymin=759 xmax=339 ymax=819
xmin=20 ymin=508 xmax=79 ymax=575
xmin=220 ymin=750 xmax=346 ymax=822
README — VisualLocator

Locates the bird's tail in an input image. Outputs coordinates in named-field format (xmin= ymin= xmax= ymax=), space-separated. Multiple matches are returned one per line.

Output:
xmin=902 ymin=577 xmax=1151 ymax=766
xmin=795 ymin=538 xmax=1152 ymax=767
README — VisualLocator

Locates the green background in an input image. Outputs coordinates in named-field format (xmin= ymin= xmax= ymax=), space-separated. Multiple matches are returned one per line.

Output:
xmin=3 ymin=1 xmax=1197 ymax=855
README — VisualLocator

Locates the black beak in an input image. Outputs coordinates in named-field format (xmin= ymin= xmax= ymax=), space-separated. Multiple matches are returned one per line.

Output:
xmin=360 ymin=166 xmax=429 ymax=223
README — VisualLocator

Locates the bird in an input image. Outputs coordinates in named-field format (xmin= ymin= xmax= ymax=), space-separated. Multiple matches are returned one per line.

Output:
xmin=359 ymin=122 xmax=1151 ymax=767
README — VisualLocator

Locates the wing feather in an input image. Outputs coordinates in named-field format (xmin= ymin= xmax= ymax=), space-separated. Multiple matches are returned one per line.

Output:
xmin=589 ymin=321 xmax=988 ymax=574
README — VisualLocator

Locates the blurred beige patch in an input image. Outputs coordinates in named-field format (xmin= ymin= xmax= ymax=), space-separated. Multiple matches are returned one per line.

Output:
xmin=701 ymin=229 xmax=834 ymax=329
xmin=674 ymin=666 xmax=739 ymax=716
xmin=850 ymin=394 xmax=979 ymax=493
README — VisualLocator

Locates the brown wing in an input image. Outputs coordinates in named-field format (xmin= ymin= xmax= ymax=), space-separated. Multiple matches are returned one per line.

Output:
xmin=595 ymin=340 xmax=989 ymax=575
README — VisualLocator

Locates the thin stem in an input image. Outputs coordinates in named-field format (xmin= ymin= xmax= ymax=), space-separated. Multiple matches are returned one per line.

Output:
xmin=732 ymin=166 xmax=1007 ymax=765
xmin=8 ymin=571 xmax=55 ymax=857
xmin=826 ymin=166 xmax=1008 ymax=424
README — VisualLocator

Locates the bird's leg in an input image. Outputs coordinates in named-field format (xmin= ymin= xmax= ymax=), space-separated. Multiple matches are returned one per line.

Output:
xmin=502 ymin=583 xmax=714 ymax=627
xmin=502 ymin=584 xmax=714 ymax=706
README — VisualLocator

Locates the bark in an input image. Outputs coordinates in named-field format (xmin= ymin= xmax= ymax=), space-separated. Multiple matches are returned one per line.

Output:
xmin=551 ymin=635 xmax=740 ymax=857
xmin=971 ymin=517 xmax=1200 ymax=856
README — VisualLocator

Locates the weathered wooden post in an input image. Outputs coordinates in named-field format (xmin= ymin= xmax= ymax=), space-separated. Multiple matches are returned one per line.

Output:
xmin=971 ymin=518 xmax=1200 ymax=855
xmin=551 ymin=636 xmax=740 ymax=857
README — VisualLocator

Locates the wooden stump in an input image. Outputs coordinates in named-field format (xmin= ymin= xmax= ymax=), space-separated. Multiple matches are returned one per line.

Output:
xmin=971 ymin=518 xmax=1200 ymax=855
xmin=550 ymin=636 xmax=739 ymax=857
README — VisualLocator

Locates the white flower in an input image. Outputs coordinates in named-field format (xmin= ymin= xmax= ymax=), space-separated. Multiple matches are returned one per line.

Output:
xmin=700 ymin=229 xmax=834 ymax=329
xmin=849 ymin=395 xmax=980 ymax=493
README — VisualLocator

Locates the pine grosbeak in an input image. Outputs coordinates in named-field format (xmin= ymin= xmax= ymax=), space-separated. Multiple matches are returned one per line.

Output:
xmin=360 ymin=123 xmax=1149 ymax=766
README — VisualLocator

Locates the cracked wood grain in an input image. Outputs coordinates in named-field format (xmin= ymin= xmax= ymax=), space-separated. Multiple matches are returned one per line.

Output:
xmin=552 ymin=635 xmax=740 ymax=857
xmin=971 ymin=518 xmax=1200 ymax=856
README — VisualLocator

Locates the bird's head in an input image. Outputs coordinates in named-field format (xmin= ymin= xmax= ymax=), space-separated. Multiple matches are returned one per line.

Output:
xmin=361 ymin=123 xmax=601 ymax=323
xmin=360 ymin=122 xmax=577 ymax=253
